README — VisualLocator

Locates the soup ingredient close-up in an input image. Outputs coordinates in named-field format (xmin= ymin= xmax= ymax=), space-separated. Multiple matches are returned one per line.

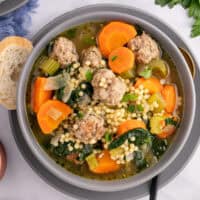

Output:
xmin=26 ymin=21 xmax=183 ymax=180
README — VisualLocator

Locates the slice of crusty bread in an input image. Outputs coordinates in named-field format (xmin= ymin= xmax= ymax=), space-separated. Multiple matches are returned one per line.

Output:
xmin=0 ymin=36 xmax=33 ymax=110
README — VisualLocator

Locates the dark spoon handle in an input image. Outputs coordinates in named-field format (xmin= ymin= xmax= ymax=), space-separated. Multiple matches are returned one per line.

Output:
xmin=149 ymin=176 xmax=158 ymax=200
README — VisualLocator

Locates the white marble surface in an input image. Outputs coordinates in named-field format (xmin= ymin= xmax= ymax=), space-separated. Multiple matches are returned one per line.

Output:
xmin=0 ymin=0 xmax=200 ymax=199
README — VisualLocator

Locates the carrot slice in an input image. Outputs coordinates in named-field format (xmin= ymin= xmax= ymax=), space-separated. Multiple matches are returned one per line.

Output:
xmin=98 ymin=21 xmax=137 ymax=57
xmin=117 ymin=119 xmax=146 ymax=136
xmin=31 ymin=77 xmax=52 ymax=113
xmin=135 ymin=77 xmax=163 ymax=94
xmin=37 ymin=100 xmax=72 ymax=134
xmin=91 ymin=150 xmax=120 ymax=174
xmin=158 ymin=125 xmax=176 ymax=139
xmin=161 ymin=84 xmax=177 ymax=113
xmin=108 ymin=47 xmax=135 ymax=74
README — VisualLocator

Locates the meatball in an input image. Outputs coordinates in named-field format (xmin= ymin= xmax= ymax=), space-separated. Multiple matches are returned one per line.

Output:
xmin=72 ymin=113 xmax=105 ymax=144
xmin=92 ymin=69 xmax=126 ymax=106
xmin=50 ymin=37 xmax=79 ymax=66
xmin=128 ymin=32 xmax=160 ymax=64
xmin=81 ymin=46 xmax=102 ymax=68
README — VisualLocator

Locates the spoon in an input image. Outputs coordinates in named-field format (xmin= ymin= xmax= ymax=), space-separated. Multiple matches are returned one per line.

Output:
xmin=0 ymin=142 xmax=6 ymax=179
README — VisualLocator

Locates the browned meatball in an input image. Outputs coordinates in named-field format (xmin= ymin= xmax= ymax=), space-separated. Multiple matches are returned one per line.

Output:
xmin=128 ymin=32 xmax=160 ymax=64
xmin=81 ymin=46 xmax=102 ymax=68
xmin=50 ymin=37 xmax=78 ymax=66
xmin=72 ymin=113 xmax=105 ymax=144
xmin=91 ymin=69 xmax=126 ymax=106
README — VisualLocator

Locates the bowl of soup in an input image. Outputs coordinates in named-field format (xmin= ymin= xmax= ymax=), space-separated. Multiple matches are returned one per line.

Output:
xmin=17 ymin=7 xmax=196 ymax=192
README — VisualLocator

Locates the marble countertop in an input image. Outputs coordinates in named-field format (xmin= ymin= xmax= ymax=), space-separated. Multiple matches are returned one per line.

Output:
xmin=0 ymin=0 xmax=200 ymax=199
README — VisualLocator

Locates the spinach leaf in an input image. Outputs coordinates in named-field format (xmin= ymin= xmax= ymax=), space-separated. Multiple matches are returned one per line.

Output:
xmin=79 ymin=144 xmax=93 ymax=161
xmin=108 ymin=128 xmax=153 ymax=150
xmin=134 ymin=151 xmax=149 ymax=171
xmin=165 ymin=118 xmax=178 ymax=126
xmin=52 ymin=141 xmax=74 ymax=157
xmin=152 ymin=137 xmax=168 ymax=158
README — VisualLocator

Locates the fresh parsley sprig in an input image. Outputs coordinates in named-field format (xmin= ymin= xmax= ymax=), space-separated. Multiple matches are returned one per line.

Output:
xmin=155 ymin=0 xmax=200 ymax=37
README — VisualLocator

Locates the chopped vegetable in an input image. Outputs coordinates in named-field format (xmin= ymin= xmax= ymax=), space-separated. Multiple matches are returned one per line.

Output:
xmin=117 ymin=120 xmax=146 ymax=136
xmin=85 ymin=70 xmax=93 ymax=82
xmin=134 ymin=151 xmax=149 ymax=171
xmin=161 ymin=84 xmax=177 ymax=113
xmin=79 ymin=144 xmax=93 ymax=161
xmin=139 ymin=66 xmax=152 ymax=78
xmin=148 ymin=93 xmax=166 ymax=112
xmin=86 ymin=153 xmax=99 ymax=170
xmin=88 ymin=150 xmax=120 ymax=174
xmin=120 ymin=68 xmax=135 ymax=79
xmin=148 ymin=59 xmax=168 ymax=78
xmin=98 ymin=21 xmax=137 ymax=57
xmin=150 ymin=116 xmax=165 ymax=134
xmin=158 ymin=124 xmax=176 ymax=139
xmin=152 ymin=136 xmax=168 ymax=158
xmin=108 ymin=47 xmax=135 ymax=74
xmin=44 ymin=73 xmax=70 ymax=91
xmin=31 ymin=77 xmax=52 ymax=113
xmin=165 ymin=117 xmax=178 ymax=126
xmin=109 ymin=128 xmax=153 ymax=150
xmin=40 ymin=57 xmax=60 ymax=76
xmin=127 ymin=105 xmax=136 ymax=113
xmin=104 ymin=132 xmax=112 ymax=142
xmin=122 ymin=93 xmax=138 ymax=102
xmin=135 ymin=77 xmax=163 ymax=94
xmin=37 ymin=100 xmax=72 ymax=134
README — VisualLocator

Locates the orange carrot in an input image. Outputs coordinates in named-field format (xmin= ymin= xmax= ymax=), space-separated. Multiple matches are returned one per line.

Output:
xmin=37 ymin=100 xmax=72 ymax=134
xmin=161 ymin=84 xmax=177 ymax=113
xmin=98 ymin=21 xmax=137 ymax=57
xmin=117 ymin=119 xmax=146 ymax=136
xmin=108 ymin=47 xmax=135 ymax=74
xmin=158 ymin=125 xmax=176 ymax=139
xmin=31 ymin=77 xmax=52 ymax=113
xmin=135 ymin=77 xmax=163 ymax=94
xmin=91 ymin=150 xmax=120 ymax=174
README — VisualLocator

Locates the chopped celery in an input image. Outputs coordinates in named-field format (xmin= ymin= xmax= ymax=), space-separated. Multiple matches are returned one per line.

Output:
xmin=86 ymin=153 xmax=98 ymax=170
xmin=120 ymin=68 xmax=135 ymax=79
xmin=40 ymin=58 xmax=60 ymax=75
xmin=148 ymin=93 xmax=166 ymax=112
xmin=150 ymin=116 xmax=165 ymax=134
xmin=149 ymin=59 xmax=168 ymax=78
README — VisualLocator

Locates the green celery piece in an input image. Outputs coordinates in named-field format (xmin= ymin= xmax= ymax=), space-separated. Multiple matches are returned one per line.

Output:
xmin=139 ymin=66 xmax=152 ymax=78
xmin=122 ymin=93 xmax=138 ymax=102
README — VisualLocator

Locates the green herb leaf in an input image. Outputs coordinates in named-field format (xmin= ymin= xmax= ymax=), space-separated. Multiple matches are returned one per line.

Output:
xmin=134 ymin=151 xmax=149 ymax=171
xmin=181 ymin=0 xmax=192 ymax=8
xmin=155 ymin=0 xmax=171 ymax=6
xmin=136 ymin=104 xmax=144 ymax=112
xmin=111 ymin=55 xmax=118 ymax=61
xmin=165 ymin=117 xmax=178 ymax=126
xmin=85 ymin=70 xmax=93 ymax=82
xmin=139 ymin=66 xmax=152 ymax=78
xmin=191 ymin=18 xmax=200 ymax=37
xmin=127 ymin=105 xmax=136 ymax=113
xmin=77 ymin=111 xmax=84 ymax=119
xmin=122 ymin=93 xmax=138 ymax=102
xmin=189 ymin=0 xmax=200 ymax=19
xmin=65 ymin=28 xmax=77 ymax=39
xmin=104 ymin=132 xmax=112 ymax=142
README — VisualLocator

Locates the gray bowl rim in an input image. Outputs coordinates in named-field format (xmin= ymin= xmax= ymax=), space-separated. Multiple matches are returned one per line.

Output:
xmin=16 ymin=4 xmax=196 ymax=192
